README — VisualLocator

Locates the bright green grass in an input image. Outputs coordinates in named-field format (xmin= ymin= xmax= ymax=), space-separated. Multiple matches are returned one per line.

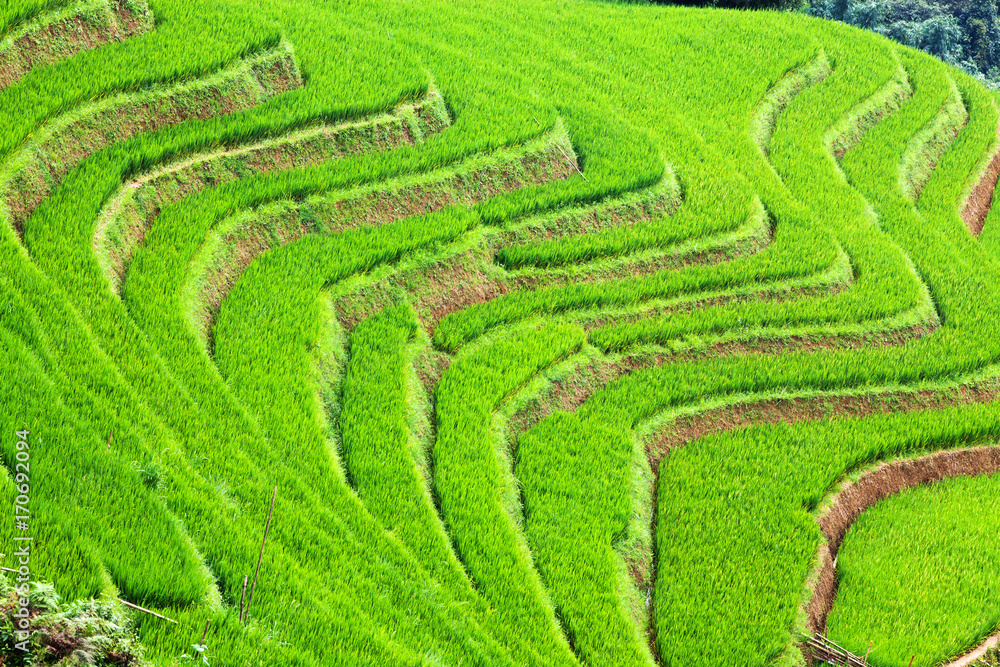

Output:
xmin=4 ymin=0 xmax=1000 ymax=666
xmin=827 ymin=471 xmax=1000 ymax=667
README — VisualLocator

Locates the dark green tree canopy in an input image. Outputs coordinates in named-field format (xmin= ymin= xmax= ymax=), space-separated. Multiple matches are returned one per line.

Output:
xmin=806 ymin=0 xmax=1000 ymax=85
xmin=648 ymin=0 xmax=807 ymax=11
xmin=651 ymin=0 xmax=1000 ymax=81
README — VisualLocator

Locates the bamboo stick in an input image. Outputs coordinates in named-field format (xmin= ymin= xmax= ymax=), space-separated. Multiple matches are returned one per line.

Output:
xmin=239 ymin=574 xmax=248 ymax=622
xmin=555 ymin=144 xmax=588 ymax=182
xmin=245 ymin=487 xmax=277 ymax=618
xmin=118 ymin=598 xmax=178 ymax=623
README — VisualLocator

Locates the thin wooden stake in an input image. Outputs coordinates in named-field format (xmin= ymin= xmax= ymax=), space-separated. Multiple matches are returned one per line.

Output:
xmin=907 ymin=655 xmax=915 ymax=667
xmin=863 ymin=640 xmax=873 ymax=664
xmin=555 ymin=143 xmax=588 ymax=182
xmin=118 ymin=598 xmax=178 ymax=624
xmin=239 ymin=574 xmax=248 ymax=623
xmin=200 ymin=619 xmax=210 ymax=646
xmin=245 ymin=487 xmax=276 ymax=618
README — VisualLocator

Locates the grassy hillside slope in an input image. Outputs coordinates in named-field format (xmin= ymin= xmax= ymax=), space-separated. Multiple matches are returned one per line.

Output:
xmin=2 ymin=0 xmax=1000 ymax=666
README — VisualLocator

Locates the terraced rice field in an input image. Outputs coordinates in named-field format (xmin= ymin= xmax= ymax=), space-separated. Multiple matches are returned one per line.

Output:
xmin=4 ymin=0 xmax=1000 ymax=665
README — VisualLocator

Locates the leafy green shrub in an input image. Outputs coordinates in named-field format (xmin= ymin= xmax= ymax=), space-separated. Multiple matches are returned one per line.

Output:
xmin=973 ymin=645 xmax=1000 ymax=666
xmin=0 ymin=579 xmax=146 ymax=667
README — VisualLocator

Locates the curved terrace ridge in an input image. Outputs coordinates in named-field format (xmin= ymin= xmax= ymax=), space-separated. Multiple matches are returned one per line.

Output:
xmin=0 ymin=0 xmax=154 ymax=91
xmin=6 ymin=3 xmax=1000 ymax=667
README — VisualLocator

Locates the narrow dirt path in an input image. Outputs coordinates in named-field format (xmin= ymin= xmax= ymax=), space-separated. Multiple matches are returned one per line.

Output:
xmin=947 ymin=631 xmax=1000 ymax=667
xmin=963 ymin=108 xmax=1000 ymax=236
xmin=805 ymin=446 xmax=1000 ymax=635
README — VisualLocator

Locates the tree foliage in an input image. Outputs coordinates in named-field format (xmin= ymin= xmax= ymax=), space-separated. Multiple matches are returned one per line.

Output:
xmin=807 ymin=0 xmax=1000 ymax=86
xmin=648 ymin=0 xmax=805 ymax=11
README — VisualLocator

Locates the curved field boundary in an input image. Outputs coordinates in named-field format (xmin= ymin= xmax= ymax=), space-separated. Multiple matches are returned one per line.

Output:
xmin=198 ymin=212 xmax=587 ymax=666
xmin=430 ymin=223 xmax=839 ymax=353
xmin=333 ymin=298 xmax=556 ymax=667
xmin=630 ymin=55 xmax=1000 ymax=665
xmin=587 ymin=248 xmax=938 ymax=354
xmin=339 ymin=305 xmax=473 ymax=592
xmin=827 ymin=61 xmax=911 ymax=159
xmin=0 ymin=73 xmax=531 ymax=667
xmin=499 ymin=299 xmax=941 ymax=666
xmin=503 ymin=172 xmax=681 ymax=246
xmin=750 ymin=50 xmax=832 ymax=160
xmin=502 ymin=312 xmax=942 ymax=596
xmin=332 ymin=178 xmax=757 ymax=339
xmin=433 ymin=324 xmax=584 ymax=667
xmin=509 ymin=290 xmax=939 ymax=458
xmin=802 ymin=446 xmax=1000 ymax=661
xmin=962 ymin=100 xmax=1000 ymax=236
xmin=581 ymin=51 xmax=946 ymax=354
xmin=949 ymin=632 xmax=1000 ymax=667
xmin=0 ymin=0 xmax=153 ymax=91
xmin=511 ymin=315 xmax=937 ymax=447
xmin=444 ymin=53 xmax=836 ymax=349
xmin=638 ymin=379 xmax=1000 ymax=654
xmin=411 ymin=53 xmax=944 ymax=664
xmin=1 ymin=41 xmax=302 ymax=237
xmin=183 ymin=123 xmax=575 ymax=346
xmin=0 ymin=272 xmax=465 ymax=667
xmin=429 ymin=59 xmax=919 ymax=355
xmin=499 ymin=51 xmax=939 ymax=666
xmin=495 ymin=171 xmax=682 ymax=268
xmin=901 ymin=73 xmax=968 ymax=203
xmin=96 ymin=90 xmax=448 ymax=293
xmin=16 ymin=8 xmax=995 ymax=667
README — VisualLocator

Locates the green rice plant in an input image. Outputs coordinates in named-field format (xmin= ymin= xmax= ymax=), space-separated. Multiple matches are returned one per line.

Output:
xmin=340 ymin=304 xmax=473 ymax=593
xmin=433 ymin=228 xmax=841 ymax=353
xmin=211 ymin=208 xmax=560 ymax=664
xmin=0 ymin=331 xmax=428 ymax=666
xmin=338 ymin=302 xmax=558 ymax=665
xmin=0 ymin=1 xmax=66 ymax=34
xmin=518 ymin=411 xmax=657 ymax=667
xmin=899 ymin=73 xmax=967 ymax=203
xmin=5 ymin=126 xmax=518 ymax=666
xmin=495 ymin=171 xmax=685 ymax=269
xmin=749 ymin=51 xmax=832 ymax=159
xmin=827 ymin=471 xmax=1000 ymax=666
xmin=3 ymin=41 xmax=302 ymax=233
xmin=10 ymin=1 xmax=1000 ymax=666
xmin=0 ymin=0 xmax=287 ymax=163
xmin=431 ymin=35 xmax=921 ymax=350
xmin=433 ymin=323 xmax=586 ymax=667
xmin=5 ymin=34 xmax=580 ymax=664
xmin=178 ymin=125 xmax=573 ymax=339
xmin=651 ymin=401 xmax=1000 ymax=667
xmin=539 ymin=36 xmax=1000 ymax=666
xmin=95 ymin=90 xmax=449 ymax=293
xmin=0 ymin=275 xmax=462 ymax=664
xmin=589 ymin=46 xmax=953 ymax=355
xmin=0 ymin=0 xmax=154 ymax=92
